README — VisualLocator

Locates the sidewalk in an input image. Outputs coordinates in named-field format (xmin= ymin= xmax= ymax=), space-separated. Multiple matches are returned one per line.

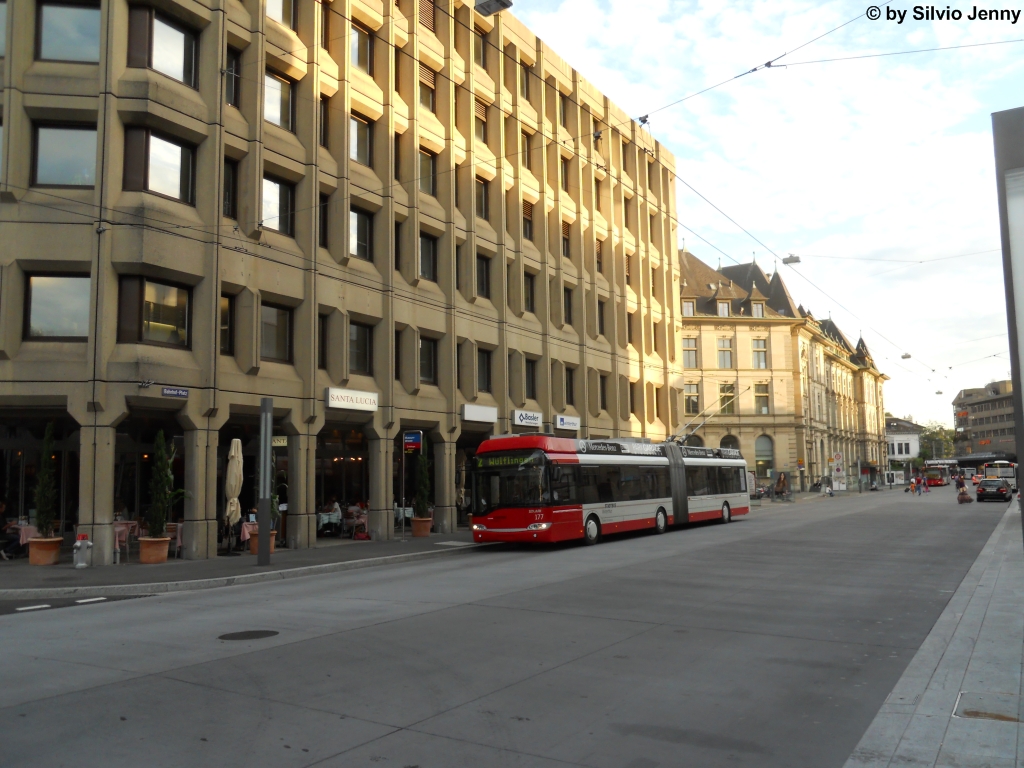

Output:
xmin=845 ymin=501 xmax=1024 ymax=768
xmin=0 ymin=530 xmax=481 ymax=599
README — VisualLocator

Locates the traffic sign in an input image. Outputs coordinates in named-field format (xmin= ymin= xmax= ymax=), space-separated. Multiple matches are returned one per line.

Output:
xmin=403 ymin=431 xmax=423 ymax=454
xmin=834 ymin=452 xmax=843 ymax=461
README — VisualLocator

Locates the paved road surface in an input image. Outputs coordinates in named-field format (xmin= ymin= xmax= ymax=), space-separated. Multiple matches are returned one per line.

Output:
xmin=0 ymin=490 xmax=1006 ymax=767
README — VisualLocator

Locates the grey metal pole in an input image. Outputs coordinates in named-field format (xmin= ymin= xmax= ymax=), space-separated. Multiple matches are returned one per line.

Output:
xmin=400 ymin=434 xmax=405 ymax=538
xmin=257 ymin=397 xmax=273 ymax=566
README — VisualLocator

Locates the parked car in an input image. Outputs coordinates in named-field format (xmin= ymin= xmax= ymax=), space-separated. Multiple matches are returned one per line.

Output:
xmin=977 ymin=479 xmax=1012 ymax=502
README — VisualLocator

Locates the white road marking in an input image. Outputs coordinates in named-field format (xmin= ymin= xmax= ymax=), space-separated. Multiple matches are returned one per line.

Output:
xmin=16 ymin=605 xmax=51 ymax=612
xmin=75 ymin=597 xmax=107 ymax=604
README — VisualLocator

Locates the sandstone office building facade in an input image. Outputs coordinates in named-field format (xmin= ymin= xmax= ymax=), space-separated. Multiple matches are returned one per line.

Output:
xmin=0 ymin=0 xmax=684 ymax=562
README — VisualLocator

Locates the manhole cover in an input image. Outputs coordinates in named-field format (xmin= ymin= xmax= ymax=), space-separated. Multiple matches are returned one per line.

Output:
xmin=218 ymin=630 xmax=280 ymax=641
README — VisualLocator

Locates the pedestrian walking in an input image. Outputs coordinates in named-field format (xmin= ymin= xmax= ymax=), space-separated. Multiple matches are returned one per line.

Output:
xmin=917 ymin=477 xmax=923 ymax=495
xmin=909 ymin=477 xmax=916 ymax=495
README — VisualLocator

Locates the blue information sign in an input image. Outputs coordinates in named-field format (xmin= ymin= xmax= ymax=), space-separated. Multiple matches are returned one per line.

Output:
xmin=403 ymin=431 xmax=423 ymax=454
xmin=162 ymin=387 xmax=189 ymax=399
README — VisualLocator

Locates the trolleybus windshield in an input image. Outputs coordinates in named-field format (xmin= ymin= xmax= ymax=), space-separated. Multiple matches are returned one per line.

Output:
xmin=473 ymin=451 xmax=550 ymax=515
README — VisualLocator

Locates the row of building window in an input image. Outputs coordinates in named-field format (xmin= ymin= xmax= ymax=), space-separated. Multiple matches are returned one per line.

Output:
xmin=972 ymin=413 xmax=1013 ymax=426
xmin=681 ymin=300 xmax=765 ymax=318
xmin=679 ymin=337 xmax=769 ymax=369
xmin=975 ymin=428 xmax=1015 ymax=439
xmin=890 ymin=442 xmax=912 ymax=455
xmin=969 ymin=399 xmax=1012 ymax=413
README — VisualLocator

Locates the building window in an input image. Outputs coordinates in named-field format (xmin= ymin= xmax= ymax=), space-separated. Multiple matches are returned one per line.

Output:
xmin=717 ymin=338 xmax=733 ymax=368
xmin=478 ymin=348 xmax=492 ymax=392
xmin=565 ymin=367 xmax=575 ymax=406
xmin=220 ymin=295 xmax=234 ymax=354
xmin=682 ymin=338 xmax=697 ymax=368
xmin=720 ymin=383 xmax=736 ymax=415
xmin=419 ymin=0 xmax=435 ymax=31
xmin=595 ymin=179 xmax=603 ymax=213
xmin=349 ymin=322 xmax=373 ymax=375
xmin=755 ymin=435 xmax=774 ymax=478
xmin=260 ymin=303 xmax=291 ymax=362
xmin=265 ymin=0 xmax=294 ymax=27
xmin=262 ymin=175 xmax=294 ymax=235
xmin=420 ymin=337 xmax=438 ymax=384
xmin=24 ymin=275 xmax=90 ymax=340
xmin=519 ymin=61 xmax=530 ymax=99
xmin=717 ymin=301 xmax=730 ymax=317
xmin=525 ymin=358 xmax=537 ymax=400
xmin=561 ymin=221 xmax=571 ymax=258
xmin=475 ymin=177 xmax=489 ymax=219
xmin=682 ymin=300 xmax=694 ymax=317
xmin=33 ymin=125 xmax=96 ymax=187
xmin=264 ymin=70 xmax=293 ymax=130
xmin=419 ymin=233 xmax=438 ymax=281
xmin=117 ymin=276 xmax=190 ymax=348
xmin=474 ymin=99 xmax=488 ymax=143
xmin=319 ymin=194 xmax=329 ymax=248
xmin=521 ymin=131 xmax=531 ymax=169
xmin=223 ymin=158 xmax=238 ymax=219
xmin=524 ymin=273 xmax=536 ymax=313
xmin=225 ymin=47 xmax=241 ymax=107
xmin=522 ymin=200 xmax=534 ymax=241
xmin=625 ymin=255 xmax=632 ymax=284
xmin=318 ymin=95 xmax=330 ymax=148
xmin=684 ymin=383 xmax=699 ymax=415
xmin=559 ymin=92 xmax=569 ymax=127
xmin=123 ymin=128 xmax=195 ymax=204
xmin=563 ymin=287 xmax=573 ymax=326
xmin=394 ymin=222 xmax=402 ymax=270
xmin=627 ymin=311 xmax=635 ymax=345
xmin=630 ymin=381 xmax=638 ymax=415
xmin=351 ymin=23 xmax=373 ymax=74
xmin=319 ymin=0 xmax=329 ymax=48
xmin=752 ymin=338 xmax=768 ymax=369
xmin=419 ymin=64 xmax=436 ymax=112
xmin=394 ymin=330 xmax=402 ymax=380
xmin=474 ymin=26 xmax=486 ymax=68
xmin=349 ymin=113 xmax=373 ymax=165
xmin=561 ymin=156 xmax=570 ymax=192
xmin=598 ymin=300 xmax=606 ymax=336
xmin=475 ymin=254 xmax=491 ymax=298
xmin=317 ymin=315 xmax=328 ymax=369
xmin=419 ymin=149 xmax=436 ymax=195
xmin=752 ymin=302 xmax=764 ymax=318
xmin=37 ymin=0 xmax=100 ymax=62
xmin=755 ymin=383 xmax=769 ymax=414
xmin=127 ymin=8 xmax=197 ymax=87
xmin=595 ymin=239 xmax=604 ymax=273
xmin=600 ymin=375 xmax=608 ymax=411
xmin=349 ymin=207 xmax=372 ymax=261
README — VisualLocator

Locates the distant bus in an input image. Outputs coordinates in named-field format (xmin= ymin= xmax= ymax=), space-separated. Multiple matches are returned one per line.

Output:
xmin=983 ymin=461 xmax=1017 ymax=489
xmin=922 ymin=460 xmax=956 ymax=486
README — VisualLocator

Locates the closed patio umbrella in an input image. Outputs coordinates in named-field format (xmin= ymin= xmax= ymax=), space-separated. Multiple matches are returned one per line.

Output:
xmin=223 ymin=439 xmax=243 ymax=554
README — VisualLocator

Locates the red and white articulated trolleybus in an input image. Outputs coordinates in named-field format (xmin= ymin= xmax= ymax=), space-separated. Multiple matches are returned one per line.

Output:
xmin=470 ymin=435 xmax=750 ymax=545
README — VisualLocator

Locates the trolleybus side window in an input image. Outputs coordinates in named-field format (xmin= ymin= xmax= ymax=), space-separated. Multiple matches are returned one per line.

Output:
xmin=718 ymin=467 xmax=745 ymax=494
xmin=549 ymin=463 xmax=579 ymax=503
xmin=621 ymin=468 xmax=646 ymax=500
xmin=579 ymin=466 xmax=601 ymax=504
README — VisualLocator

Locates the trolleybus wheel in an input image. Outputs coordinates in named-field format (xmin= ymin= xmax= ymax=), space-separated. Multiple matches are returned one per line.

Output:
xmin=584 ymin=515 xmax=601 ymax=545
xmin=721 ymin=502 xmax=732 ymax=524
xmin=655 ymin=508 xmax=667 ymax=534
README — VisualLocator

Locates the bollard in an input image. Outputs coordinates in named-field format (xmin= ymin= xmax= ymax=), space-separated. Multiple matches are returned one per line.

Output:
xmin=73 ymin=535 xmax=93 ymax=569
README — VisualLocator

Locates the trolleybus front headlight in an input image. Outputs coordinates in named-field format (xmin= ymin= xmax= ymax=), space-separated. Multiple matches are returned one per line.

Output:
xmin=472 ymin=524 xmax=487 ymax=531
xmin=527 ymin=522 xmax=551 ymax=531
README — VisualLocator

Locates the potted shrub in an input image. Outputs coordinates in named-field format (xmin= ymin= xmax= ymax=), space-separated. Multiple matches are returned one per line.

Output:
xmin=247 ymin=449 xmax=281 ymax=554
xmin=140 ymin=431 xmax=184 ymax=564
xmin=28 ymin=422 xmax=62 ymax=566
xmin=411 ymin=453 xmax=433 ymax=537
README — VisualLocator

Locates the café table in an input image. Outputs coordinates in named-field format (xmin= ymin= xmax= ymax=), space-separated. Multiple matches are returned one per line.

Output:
xmin=16 ymin=524 xmax=39 ymax=546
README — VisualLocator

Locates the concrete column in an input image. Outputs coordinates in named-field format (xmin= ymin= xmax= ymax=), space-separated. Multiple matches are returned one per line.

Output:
xmin=77 ymin=425 xmax=116 ymax=565
xmin=367 ymin=435 xmax=394 ymax=540
xmin=433 ymin=436 xmax=457 ymax=533
xmin=286 ymin=434 xmax=316 ymax=550
xmin=182 ymin=428 xmax=218 ymax=560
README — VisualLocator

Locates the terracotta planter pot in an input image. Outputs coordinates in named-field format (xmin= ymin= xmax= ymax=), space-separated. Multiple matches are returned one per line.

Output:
xmin=411 ymin=517 xmax=432 ymax=538
xmin=139 ymin=537 xmax=171 ymax=564
xmin=28 ymin=537 xmax=62 ymax=566
xmin=247 ymin=531 xmax=276 ymax=555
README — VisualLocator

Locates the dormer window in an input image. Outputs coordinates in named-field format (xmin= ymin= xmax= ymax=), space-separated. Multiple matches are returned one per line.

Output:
xmin=717 ymin=301 xmax=730 ymax=317
xmin=682 ymin=300 xmax=694 ymax=317
xmin=752 ymin=303 xmax=764 ymax=318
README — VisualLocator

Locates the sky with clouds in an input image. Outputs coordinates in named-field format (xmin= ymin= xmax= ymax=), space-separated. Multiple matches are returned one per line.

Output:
xmin=511 ymin=0 xmax=1024 ymax=427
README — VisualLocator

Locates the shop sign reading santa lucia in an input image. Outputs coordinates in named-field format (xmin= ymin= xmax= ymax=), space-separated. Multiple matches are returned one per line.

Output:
xmin=325 ymin=388 xmax=379 ymax=412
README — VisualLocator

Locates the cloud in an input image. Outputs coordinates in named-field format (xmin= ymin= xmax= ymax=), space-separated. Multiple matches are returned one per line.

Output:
xmin=514 ymin=0 xmax=1021 ymax=424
